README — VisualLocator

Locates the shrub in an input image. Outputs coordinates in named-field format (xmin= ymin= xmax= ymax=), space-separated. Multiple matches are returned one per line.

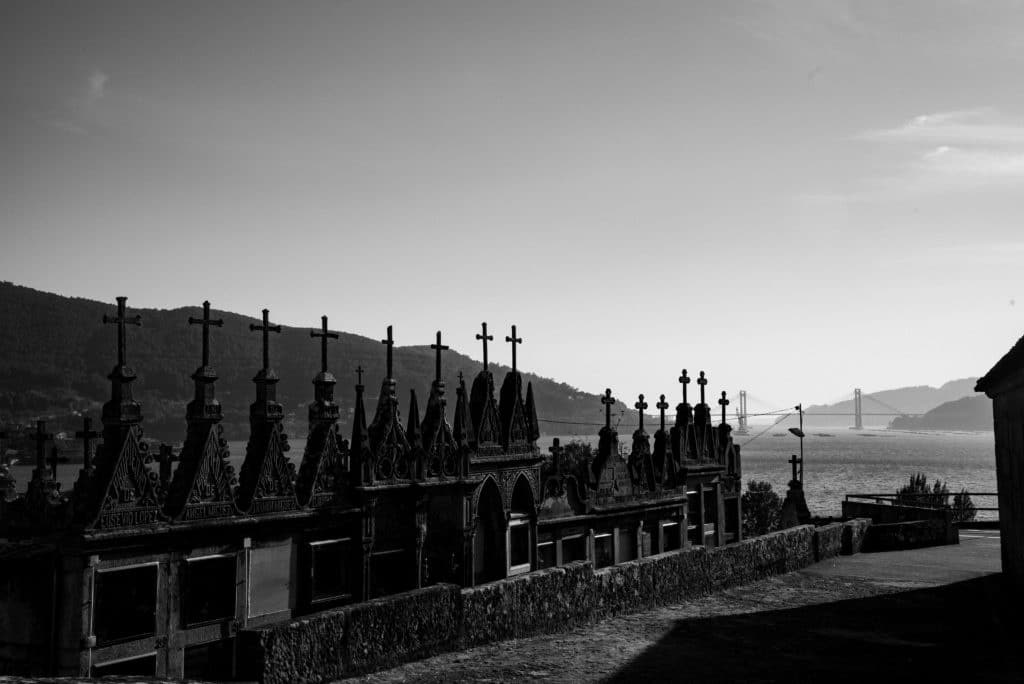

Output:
xmin=896 ymin=472 xmax=949 ymax=508
xmin=742 ymin=480 xmax=782 ymax=538
xmin=952 ymin=488 xmax=977 ymax=523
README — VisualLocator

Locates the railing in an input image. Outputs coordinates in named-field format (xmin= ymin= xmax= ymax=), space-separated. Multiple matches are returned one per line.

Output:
xmin=845 ymin=492 xmax=1000 ymax=522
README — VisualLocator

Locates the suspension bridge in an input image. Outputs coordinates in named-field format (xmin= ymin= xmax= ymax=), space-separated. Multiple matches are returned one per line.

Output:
xmin=732 ymin=388 xmax=921 ymax=435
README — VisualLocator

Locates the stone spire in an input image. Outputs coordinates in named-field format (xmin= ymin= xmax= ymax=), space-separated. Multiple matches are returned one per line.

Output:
xmin=297 ymin=315 xmax=345 ymax=508
xmin=186 ymin=300 xmax=224 ymax=424
xmin=524 ymin=381 xmax=540 ymax=443
xmin=350 ymin=366 xmax=373 ymax=484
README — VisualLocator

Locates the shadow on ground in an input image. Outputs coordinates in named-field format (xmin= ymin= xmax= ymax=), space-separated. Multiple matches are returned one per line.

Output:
xmin=608 ymin=574 xmax=1020 ymax=683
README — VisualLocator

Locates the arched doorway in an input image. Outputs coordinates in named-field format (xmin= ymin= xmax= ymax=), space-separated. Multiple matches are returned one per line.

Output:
xmin=474 ymin=478 xmax=506 ymax=584
xmin=508 ymin=474 xmax=537 ymax=575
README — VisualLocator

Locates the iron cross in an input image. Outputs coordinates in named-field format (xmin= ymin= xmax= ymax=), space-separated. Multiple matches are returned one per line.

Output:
xmin=74 ymin=416 xmax=100 ymax=470
xmin=31 ymin=420 xmax=53 ymax=475
xmin=355 ymin=365 xmax=365 ymax=386
xmin=431 ymin=331 xmax=449 ymax=384
xmin=656 ymin=394 xmax=669 ymax=432
xmin=789 ymin=454 xmax=802 ymax=483
xmin=103 ymin=296 xmax=142 ymax=367
xmin=635 ymin=394 xmax=648 ymax=431
xmin=310 ymin=315 xmax=339 ymax=374
xmin=506 ymin=325 xmax=522 ymax=375
xmin=457 ymin=370 xmax=465 ymax=386
xmin=697 ymin=371 xmax=708 ymax=404
xmin=380 ymin=325 xmax=395 ymax=379
xmin=476 ymin=322 xmax=493 ymax=371
xmin=188 ymin=300 xmax=224 ymax=368
xmin=601 ymin=388 xmax=616 ymax=430
xmin=249 ymin=309 xmax=281 ymax=371
xmin=678 ymin=369 xmax=690 ymax=404
xmin=718 ymin=391 xmax=730 ymax=424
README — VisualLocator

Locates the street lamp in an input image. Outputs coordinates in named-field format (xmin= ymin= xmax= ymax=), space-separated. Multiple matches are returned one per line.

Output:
xmin=788 ymin=403 xmax=805 ymax=482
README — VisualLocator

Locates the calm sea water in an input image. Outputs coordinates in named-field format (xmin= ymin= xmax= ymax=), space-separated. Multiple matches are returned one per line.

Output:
xmin=15 ymin=429 xmax=998 ymax=520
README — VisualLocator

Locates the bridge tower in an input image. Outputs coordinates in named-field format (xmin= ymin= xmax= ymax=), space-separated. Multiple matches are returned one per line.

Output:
xmin=735 ymin=390 xmax=749 ymax=435
xmin=853 ymin=388 xmax=863 ymax=430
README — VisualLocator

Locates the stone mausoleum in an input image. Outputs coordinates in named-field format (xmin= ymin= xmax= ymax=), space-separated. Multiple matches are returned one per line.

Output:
xmin=0 ymin=297 xmax=743 ymax=678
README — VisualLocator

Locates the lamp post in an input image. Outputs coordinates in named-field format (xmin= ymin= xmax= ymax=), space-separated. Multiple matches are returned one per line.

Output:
xmin=788 ymin=403 xmax=805 ymax=482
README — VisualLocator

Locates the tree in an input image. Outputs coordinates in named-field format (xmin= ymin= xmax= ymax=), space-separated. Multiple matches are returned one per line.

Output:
xmin=742 ymin=480 xmax=782 ymax=538
xmin=896 ymin=474 xmax=976 ymax=523
xmin=952 ymin=488 xmax=977 ymax=523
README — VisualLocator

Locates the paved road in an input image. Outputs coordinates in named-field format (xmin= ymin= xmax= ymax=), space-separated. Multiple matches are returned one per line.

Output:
xmin=349 ymin=531 xmax=1019 ymax=683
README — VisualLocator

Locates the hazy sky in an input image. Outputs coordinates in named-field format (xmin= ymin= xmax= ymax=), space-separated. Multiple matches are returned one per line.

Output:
xmin=3 ymin=1 xmax=1024 ymax=411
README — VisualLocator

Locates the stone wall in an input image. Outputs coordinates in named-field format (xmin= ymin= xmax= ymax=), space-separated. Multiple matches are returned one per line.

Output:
xmin=239 ymin=521 xmax=865 ymax=683
xmin=863 ymin=519 xmax=958 ymax=552
xmin=842 ymin=518 xmax=871 ymax=555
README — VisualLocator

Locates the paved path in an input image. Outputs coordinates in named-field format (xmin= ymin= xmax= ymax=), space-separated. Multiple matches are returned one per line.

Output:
xmin=347 ymin=531 xmax=1019 ymax=683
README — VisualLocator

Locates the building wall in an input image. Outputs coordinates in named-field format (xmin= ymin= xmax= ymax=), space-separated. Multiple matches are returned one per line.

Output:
xmin=993 ymin=391 xmax=1024 ymax=587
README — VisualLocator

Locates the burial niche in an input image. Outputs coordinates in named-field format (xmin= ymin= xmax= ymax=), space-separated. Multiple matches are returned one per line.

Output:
xmin=507 ymin=474 xmax=536 ymax=575
xmin=93 ymin=563 xmax=158 ymax=646
xmin=182 ymin=554 xmax=236 ymax=627
xmin=474 ymin=478 xmax=506 ymax=584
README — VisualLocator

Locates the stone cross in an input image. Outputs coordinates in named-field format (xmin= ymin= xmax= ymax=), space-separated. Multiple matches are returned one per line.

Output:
xmin=431 ymin=331 xmax=449 ymax=384
xmin=356 ymin=365 xmax=364 ymax=387
xmin=157 ymin=443 xmax=179 ymax=484
xmin=678 ymin=369 xmax=690 ymax=404
xmin=505 ymin=325 xmax=522 ymax=375
xmin=457 ymin=370 xmax=465 ymax=385
xmin=656 ymin=394 xmax=669 ymax=432
xmin=103 ymin=296 xmax=142 ymax=367
xmin=249 ymin=308 xmax=281 ymax=372
xmin=635 ymin=394 xmax=648 ymax=432
xmin=31 ymin=420 xmax=53 ymax=477
xmin=188 ymin=300 xmax=223 ymax=368
xmin=789 ymin=454 xmax=802 ymax=483
xmin=476 ymin=322 xmax=493 ymax=371
xmin=718 ymin=391 xmax=730 ymax=424
xmin=380 ymin=325 xmax=395 ymax=379
xmin=601 ymin=388 xmax=616 ymax=430
xmin=48 ymin=444 xmax=60 ymax=481
xmin=549 ymin=437 xmax=562 ymax=471
xmin=75 ymin=416 xmax=100 ymax=470
xmin=310 ymin=315 xmax=338 ymax=374
xmin=697 ymin=371 xmax=708 ymax=405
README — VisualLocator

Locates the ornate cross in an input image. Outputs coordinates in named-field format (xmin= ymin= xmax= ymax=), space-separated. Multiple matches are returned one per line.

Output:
xmin=601 ymin=388 xmax=616 ymax=430
xmin=31 ymin=420 xmax=53 ymax=475
xmin=356 ymin=365 xmax=365 ymax=386
xmin=103 ymin=296 xmax=142 ymax=367
xmin=188 ymin=300 xmax=224 ymax=368
xmin=249 ymin=309 xmax=281 ymax=371
xmin=697 ymin=371 xmax=708 ymax=404
xmin=505 ymin=325 xmax=522 ymax=375
xmin=657 ymin=394 xmax=669 ymax=431
xmin=381 ymin=325 xmax=395 ymax=379
xmin=74 ymin=416 xmax=100 ymax=470
xmin=679 ymin=369 xmax=690 ymax=404
xmin=789 ymin=454 xmax=802 ymax=482
xmin=476 ymin=322 xmax=493 ymax=371
xmin=719 ymin=391 xmax=730 ymax=424
xmin=310 ymin=315 xmax=338 ymax=374
xmin=635 ymin=394 xmax=648 ymax=431
xmin=431 ymin=331 xmax=449 ymax=384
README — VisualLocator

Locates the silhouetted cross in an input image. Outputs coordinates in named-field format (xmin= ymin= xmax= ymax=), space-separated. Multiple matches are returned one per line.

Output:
xmin=635 ymin=394 xmax=648 ymax=431
xmin=549 ymin=438 xmax=562 ymax=469
xmin=656 ymin=395 xmax=669 ymax=431
xmin=103 ymin=296 xmax=142 ymax=367
xmin=789 ymin=454 xmax=801 ymax=482
xmin=431 ymin=331 xmax=449 ymax=384
xmin=310 ymin=315 xmax=338 ymax=374
xmin=718 ymin=391 xmax=730 ymax=424
xmin=74 ymin=416 xmax=100 ymax=470
xmin=381 ymin=325 xmax=395 ymax=379
xmin=31 ymin=420 xmax=52 ymax=475
xmin=697 ymin=371 xmax=708 ymax=404
xmin=601 ymin=388 xmax=616 ymax=430
xmin=457 ymin=370 xmax=465 ymax=385
xmin=679 ymin=369 xmax=690 ymax=404
xmin=157 ymin=443 xmax=179 ymax=482
xmin=188 ymin=300 xmax=223 ymax=368
xmin=476 ymin=322 xmax=493 ymax=371
xmin=505 ymin=325 xmax=522 ymax=375
xmin=356 ymin=365 xmax=364 ymax=386
xmin=249 ymin=309 xmax=281 ymax=371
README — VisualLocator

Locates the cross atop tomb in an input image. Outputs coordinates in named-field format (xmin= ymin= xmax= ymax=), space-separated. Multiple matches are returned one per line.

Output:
xmin=249 ymin=309 xmax=281 ymax=372
xmin=381 ymin=325 xmax=395 ymax=379
xmin=356 ymin=365 xmax=364 ymax=387
xmin=602 ymin=388 xmax=616 ymax=430
xmin=103 ymin=296 xmax=142 ymax=367
xmin=789 ymin=454 xmax=802 ymax=483
xmin=31 ymin=420 xmax=53 ymax=479
xmin=476 ymin=322 xmax=493 ymax=371
xmin=188 ymin=300 xmax=223 ymax=368
xmin=657 ymin=394 xmax=669 ymax=432
xmin=75 ymin=416 xmax=100 ymax=470
xmin=549 ymin=437 xmax=562 ymax=471
xmin=505 ymin=325 xmax=522 ymax=375
xmin=157 ymin=443 xmax=179 ymax=485
xmin=48 ymin=444 xmax=60 ymax=481
xmin=457 ymin=370 xmax=465 ymax=385
xmin=431 ymin=331 xmax=449 ymax=384
xmin=635 ymin=394 xmax=648 ymax=432
xmin=310 ymin=315 xmax=338 ymax=374
xmin=697 ymin=370 xmax=708 ymax=405
xmin=718 ymin=391 xmax=730 ymax=424
xmin=679 ymin=369 xmax=690 ymax=404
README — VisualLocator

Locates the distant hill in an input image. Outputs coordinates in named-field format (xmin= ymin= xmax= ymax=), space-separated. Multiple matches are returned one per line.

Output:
xmin=801 ymin=378 xmax=982 ymax=429
xmin=889 ymin=395 xmax=992 ymax=432
xmin=0 ymin=282 xmax=624 ymax=442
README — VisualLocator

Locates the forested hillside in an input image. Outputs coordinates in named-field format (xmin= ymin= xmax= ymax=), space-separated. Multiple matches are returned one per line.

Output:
xmin=0 ymin=282 xmax=620 ymax=441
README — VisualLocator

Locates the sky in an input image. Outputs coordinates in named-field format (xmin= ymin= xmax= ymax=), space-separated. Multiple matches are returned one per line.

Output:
xmin=3 ymin=1 xmax=1024 ymax=412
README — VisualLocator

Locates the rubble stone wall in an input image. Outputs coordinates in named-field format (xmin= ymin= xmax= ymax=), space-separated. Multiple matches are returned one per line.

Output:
xmin=240 ymin=521 xmax=866 ymax=683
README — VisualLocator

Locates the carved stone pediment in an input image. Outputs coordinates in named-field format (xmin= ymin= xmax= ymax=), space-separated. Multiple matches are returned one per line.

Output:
xmin=237 ymin=422 xmax=297 ymax=515
xmin=76 ymin=425 xmax=164 ymax=530
xmin=167 ymin=425 xmax=238 ymax=522
xmin=296 ymin=423 xmax=347 ymax=509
